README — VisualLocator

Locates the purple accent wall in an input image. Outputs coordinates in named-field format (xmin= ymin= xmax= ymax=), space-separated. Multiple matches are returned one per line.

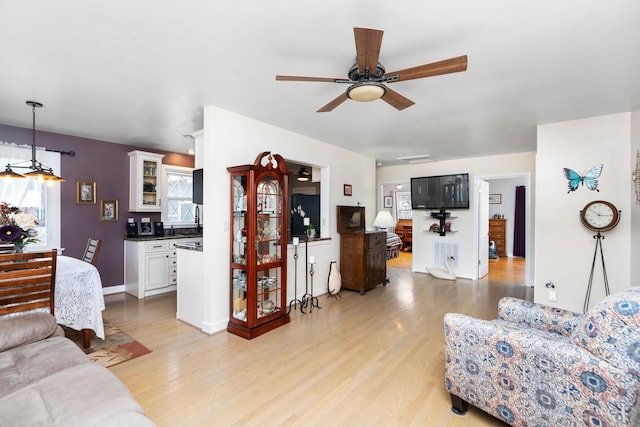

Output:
xmin=0 ymin=124 xmax=194 ymax=288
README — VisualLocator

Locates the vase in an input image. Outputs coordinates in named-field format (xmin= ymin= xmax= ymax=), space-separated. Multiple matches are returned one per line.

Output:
xmin=327 ymin=259 xmax=341 ymax=295
xmin=12 ymin=242 xmax=24 ymax=254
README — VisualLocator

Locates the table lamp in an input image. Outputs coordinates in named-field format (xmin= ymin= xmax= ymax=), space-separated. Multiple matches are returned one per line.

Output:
xmin=373 ymin=211 xmax=396 ymax=231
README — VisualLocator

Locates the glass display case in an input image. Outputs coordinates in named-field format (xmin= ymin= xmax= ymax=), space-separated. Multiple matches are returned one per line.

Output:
xmin=227 ymin=152 xmax=290 ymax=339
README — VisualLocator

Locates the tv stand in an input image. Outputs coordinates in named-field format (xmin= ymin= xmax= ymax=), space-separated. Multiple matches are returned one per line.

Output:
xmin=430 ymin=209 xmax=452 ymax=236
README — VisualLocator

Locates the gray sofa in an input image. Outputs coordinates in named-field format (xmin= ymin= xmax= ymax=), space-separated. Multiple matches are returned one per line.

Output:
xmin=0 ymin=312 xmax=155 ymax=427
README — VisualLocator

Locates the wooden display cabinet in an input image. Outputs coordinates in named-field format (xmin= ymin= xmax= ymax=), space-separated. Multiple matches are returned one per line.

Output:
xmin=227 ymin=152 xmax=290 ymax=339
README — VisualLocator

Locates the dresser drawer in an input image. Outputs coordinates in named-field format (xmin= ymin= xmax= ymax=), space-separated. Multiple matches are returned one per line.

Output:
xmin=367 ymin=232 xmax=385 ymax=249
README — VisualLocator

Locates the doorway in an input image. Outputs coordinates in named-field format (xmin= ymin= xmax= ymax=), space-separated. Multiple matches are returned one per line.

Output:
xmin=380 ymin=181 xmax=413 ymax=270
xmin=475 ymin=174 xmax=531 ymax=285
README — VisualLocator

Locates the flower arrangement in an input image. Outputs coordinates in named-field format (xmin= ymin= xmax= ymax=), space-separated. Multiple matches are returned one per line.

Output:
xmin=0 ymin=202 xmax=39 ymax=253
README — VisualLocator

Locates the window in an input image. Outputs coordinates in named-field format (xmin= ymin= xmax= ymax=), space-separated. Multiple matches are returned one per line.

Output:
xmin=0 ymin=144 xmax=61 ymax=249
xmin=162 ymin=165 xmax=195 ymax=227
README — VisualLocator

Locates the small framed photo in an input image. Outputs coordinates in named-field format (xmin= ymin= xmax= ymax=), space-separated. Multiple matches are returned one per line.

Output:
xmin=384 ymin=196 xmax=393 ymax=208
xmin=99 ymin=199 xmax=118 ymax=221
xmin=344 ymin=184 xmax=352 ymax=196
xmin=76 ymin=180 xmax=96 ymax=204
xmin=489 ymin=194 xmax=502 ymax=204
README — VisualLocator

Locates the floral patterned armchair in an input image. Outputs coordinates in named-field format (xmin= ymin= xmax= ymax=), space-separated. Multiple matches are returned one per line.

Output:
xmin=444 ymin=288 xmax=640 ymax=426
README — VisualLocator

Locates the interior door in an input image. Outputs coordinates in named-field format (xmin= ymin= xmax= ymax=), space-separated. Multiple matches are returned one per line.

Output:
xmin=478 ymin=180 xmax=489 ymax=278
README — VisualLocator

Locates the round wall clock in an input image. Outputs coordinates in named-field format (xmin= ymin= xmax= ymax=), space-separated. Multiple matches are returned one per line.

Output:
xmin=580 ymin=200 xmax=620 ymax=232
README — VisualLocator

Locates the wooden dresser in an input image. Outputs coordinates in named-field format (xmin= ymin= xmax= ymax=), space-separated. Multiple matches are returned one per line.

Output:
xmin=489 ymin=219 xmax=507 ymax=257
xmin=339 ymin=231 xmax=386 ymax=295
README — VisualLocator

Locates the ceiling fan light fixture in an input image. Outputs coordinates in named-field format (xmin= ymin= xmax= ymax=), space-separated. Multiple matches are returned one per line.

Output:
xmin=297 ymin=167 xmax=311 ymax=182
xmin=346 ymin=81 xmax=386 ymax=102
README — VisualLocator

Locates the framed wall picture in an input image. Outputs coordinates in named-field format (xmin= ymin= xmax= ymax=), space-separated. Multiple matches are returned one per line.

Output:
xmin=384 ymin=196 xmax=393 ymax=208
xmin=344 ymin=184 xmax=352 ymax=196
xmin=489 ymin=194 xmax=502 ymax=204
xmin=76 ymin=180 xmax=96 ymax=204
xmin=99 ymin=199 xmax=118 ymax=221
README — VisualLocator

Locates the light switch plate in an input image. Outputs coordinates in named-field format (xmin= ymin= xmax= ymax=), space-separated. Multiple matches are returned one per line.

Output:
xmin=549 ymin=290 xmax=557 ymax=302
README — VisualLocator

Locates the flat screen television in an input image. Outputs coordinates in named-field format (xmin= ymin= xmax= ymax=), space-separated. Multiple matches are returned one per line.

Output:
xmin=411 ymin=173 xmax=470 ymax=210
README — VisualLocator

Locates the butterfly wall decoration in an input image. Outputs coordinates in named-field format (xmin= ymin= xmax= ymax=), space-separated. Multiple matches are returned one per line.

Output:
xmin=562 ymin=164 xmax=603 ymax=193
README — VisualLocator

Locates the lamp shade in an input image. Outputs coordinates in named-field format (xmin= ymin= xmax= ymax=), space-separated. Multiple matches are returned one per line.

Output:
xmin=373 ymin=211 xmax=396 ymax=229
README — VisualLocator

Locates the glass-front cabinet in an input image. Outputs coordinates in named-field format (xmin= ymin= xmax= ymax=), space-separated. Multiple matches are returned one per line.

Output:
xmin=128 ymin=150 xmax=165 ymax=212
xmin=227 ymin=152 xmax=290 ymax=339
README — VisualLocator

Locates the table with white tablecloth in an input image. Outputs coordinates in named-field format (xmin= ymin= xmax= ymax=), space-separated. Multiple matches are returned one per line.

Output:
xmin=55 ymin=255 xmax=105 ymax=339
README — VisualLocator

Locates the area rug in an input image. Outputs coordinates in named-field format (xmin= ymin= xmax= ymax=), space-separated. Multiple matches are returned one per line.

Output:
xmin=63 ymin=321 xmax=151 ymax=368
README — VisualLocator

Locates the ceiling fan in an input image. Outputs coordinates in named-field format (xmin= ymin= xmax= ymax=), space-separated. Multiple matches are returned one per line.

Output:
xmin=276 ymin=27 xmax=468 ymax=112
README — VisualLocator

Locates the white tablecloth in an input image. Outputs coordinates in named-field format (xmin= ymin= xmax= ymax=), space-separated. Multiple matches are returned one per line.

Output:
xmin=55 ymin=256 xmax=105 ymax=339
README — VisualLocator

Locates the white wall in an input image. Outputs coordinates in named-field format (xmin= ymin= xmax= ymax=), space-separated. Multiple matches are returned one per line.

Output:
xmin=536 ymin=112 xmax=634 ymax=312
xmin=377 ymin=152 xmax=536 ymax=281
xmin=200 ymin=105 xmax=377 ymax=334
xmin=631 ymin=110 xmax=640 ymax=286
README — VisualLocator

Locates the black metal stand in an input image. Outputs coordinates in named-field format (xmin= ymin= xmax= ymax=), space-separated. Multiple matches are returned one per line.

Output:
xmin=583 ymin=232 xmax=610 ymax=313
xmin=301 ymin=237 xmax=320 ymax=312
xmin=287 ymin=243 xmax=305 ymax=314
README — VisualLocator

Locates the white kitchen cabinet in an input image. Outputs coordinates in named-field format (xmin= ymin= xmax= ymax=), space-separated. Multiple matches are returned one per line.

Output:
xmin=124 ymin=237 xmax=202 ymax=299
xmin=128 ymin=150 xmax=165 ymax=212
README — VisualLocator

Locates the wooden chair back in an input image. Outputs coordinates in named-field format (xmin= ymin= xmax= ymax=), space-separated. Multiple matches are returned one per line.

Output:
xmin=0 ymin=244 xmax=14 ymax=254
xmin=82 ymin=238 xmax=102 ymax=265
xmin=0 ymin=250 xmax=57 ymax=316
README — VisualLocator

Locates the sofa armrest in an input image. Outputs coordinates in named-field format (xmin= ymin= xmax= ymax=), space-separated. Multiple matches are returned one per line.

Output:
xmin=497 ymin=297 xmax=582 ymax=337
xmin=0 ymin=312 xmax=60 ymax=352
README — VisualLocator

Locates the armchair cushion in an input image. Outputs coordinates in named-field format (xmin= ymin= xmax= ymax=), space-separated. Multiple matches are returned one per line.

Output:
xmin=445 ymin=312 xmax=640 ymax=425
xmin=0 ymin=312 xmax=60 ymax=352
xmin=498 ymin=297 xmax=582 ymax=337
xmin=572 ymin=288 xmax=640 ymax=373
xmin=445 ymin=289 xmax=640 ymax=426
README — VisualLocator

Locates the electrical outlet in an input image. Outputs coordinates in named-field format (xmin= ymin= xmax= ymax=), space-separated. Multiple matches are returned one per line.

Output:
xmin=549 ymin=290 xmax=557 ymax=302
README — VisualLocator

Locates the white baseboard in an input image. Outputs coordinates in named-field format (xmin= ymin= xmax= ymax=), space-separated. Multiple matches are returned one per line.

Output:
xmin=103 ymin=285 xmax=125 ymax=295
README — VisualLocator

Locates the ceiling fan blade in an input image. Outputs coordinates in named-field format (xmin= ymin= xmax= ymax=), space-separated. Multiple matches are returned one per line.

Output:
xmin=381 ymin=88 xmax=415 ymax=110
xmin=317 ymin=93 xmax=349 ymax=112
xmin=276 ymin=75 xmax=346 ymax=83
xmin=386 ymin=55 xmax=468 ymax=82
xmin=354 ymin=27 xmax=383 ymax=75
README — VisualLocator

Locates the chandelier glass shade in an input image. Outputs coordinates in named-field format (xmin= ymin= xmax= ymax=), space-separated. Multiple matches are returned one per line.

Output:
xmin=0 ymin=101 xmax=65 ymax=182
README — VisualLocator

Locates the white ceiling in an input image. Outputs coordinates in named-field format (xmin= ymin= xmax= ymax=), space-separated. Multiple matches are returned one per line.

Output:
xmin=2 ymin=1 xmax=640 ymax=166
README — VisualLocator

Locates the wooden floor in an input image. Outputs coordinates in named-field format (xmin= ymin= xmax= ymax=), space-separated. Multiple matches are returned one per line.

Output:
xmin=104 ymin=268 xmax=532 ymax=426
xmin=386 ymin=252 xmax=526 ymax=285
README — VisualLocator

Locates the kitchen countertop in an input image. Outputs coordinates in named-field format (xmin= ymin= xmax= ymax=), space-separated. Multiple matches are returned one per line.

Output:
xmin=175 ymin=241 xmax=203 ymax=252
xmin=124 ymin=233 xmax=203 ymax=242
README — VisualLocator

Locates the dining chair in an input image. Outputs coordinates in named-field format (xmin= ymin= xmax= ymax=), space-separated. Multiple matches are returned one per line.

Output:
xmin=0 ymin=250 xmax=58 ymax=316
xmin=82 ymin=238 xmax=102 ymax=265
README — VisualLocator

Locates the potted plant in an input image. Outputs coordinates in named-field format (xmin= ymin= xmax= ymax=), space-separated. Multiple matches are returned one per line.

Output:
xmin=307 ymin=222 xmax=316 ymax=238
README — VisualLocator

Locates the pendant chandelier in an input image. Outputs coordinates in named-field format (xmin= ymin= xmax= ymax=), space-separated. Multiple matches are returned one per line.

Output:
xmin=0 ymin=101 xmax=65 ymax=182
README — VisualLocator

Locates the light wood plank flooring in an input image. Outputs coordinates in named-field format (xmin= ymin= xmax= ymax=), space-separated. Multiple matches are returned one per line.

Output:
xmin=104 ymin=268 xmax=532 ymax=426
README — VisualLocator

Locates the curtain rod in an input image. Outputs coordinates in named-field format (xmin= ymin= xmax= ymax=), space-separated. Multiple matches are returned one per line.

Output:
xmin=45 ymin=148 xmax=75 ymax=156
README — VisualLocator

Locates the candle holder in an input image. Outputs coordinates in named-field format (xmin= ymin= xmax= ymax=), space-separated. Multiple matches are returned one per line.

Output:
xmin=287 ymin=238 xmax=305 ymax=314
xmin=301 ymin=236 xmax=321 ymax=312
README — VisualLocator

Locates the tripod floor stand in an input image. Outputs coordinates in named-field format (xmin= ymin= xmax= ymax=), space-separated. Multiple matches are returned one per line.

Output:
xmin=583 ymin=232 xmax=610 ymax=313
xmin=301 ymin=237 xmax=320 ymax=312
